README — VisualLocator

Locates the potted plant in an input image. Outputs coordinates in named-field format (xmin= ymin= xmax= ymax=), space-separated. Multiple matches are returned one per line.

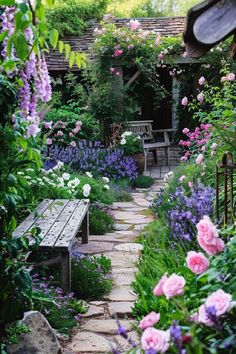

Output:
xmin=119 ymin=131 xmax=145 ymax=173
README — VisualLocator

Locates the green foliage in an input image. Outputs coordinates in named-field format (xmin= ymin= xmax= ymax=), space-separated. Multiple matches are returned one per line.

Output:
xmin=71 ymin=255 xmax=112 ymax=300
xmin=46 ymin=0 xmax=109 ymax=36
xmin=89 ymin=207 xmax=114 ymax=235
xmin=119 ymin=132 xmax=143 ymax=155
xmin=132 ymin=175 xmax=154 ymax=188
xmin=2 ymin=322 xmax=29 ymax=345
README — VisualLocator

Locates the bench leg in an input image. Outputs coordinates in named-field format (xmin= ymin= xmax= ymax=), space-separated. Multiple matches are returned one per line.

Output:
xmin=81 ymin=212 xmax=89 ymax=244
xmin=61 ymin=251 xmax=71 ymax=292
xmin=166 ymin=147 xmax=170 ymax=166
xmin=144 ymin=149 xmax=148 ymax=171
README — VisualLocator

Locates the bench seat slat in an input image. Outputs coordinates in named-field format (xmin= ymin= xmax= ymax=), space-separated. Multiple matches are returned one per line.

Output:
xmin=39 ymin=200 xmax=80 ymax=250
xmin=54 ymin=199 xmax=89 ymax=251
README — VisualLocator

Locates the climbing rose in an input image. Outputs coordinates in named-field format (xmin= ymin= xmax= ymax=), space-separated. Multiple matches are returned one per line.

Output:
xmin=226 ymin=73 xmax=235 ymax=81
xmin=129 ymin=19 xmax=140 ymax=31
xmin=46 ymin=138 xmax=52 ymax=145
xmin=186 ymin=251 xmax=209 ymax=274
xmin=205 ymin=289 xmax=233 ymax=316
xmin=181 ymin=97 xmax=188 ymax=106
xmin=139 ymin=312 xmax=160 ymax=330
xmin=162 ymin=274 xmax=186 ymax=299
xmin=182 ymin=128 xmax=189 ymax=134
xmin=141 ymin=327 xmax=170 ymax=353
xmin=196 ymin=154 xmax=203 ymax=165
xmin=196 ymin=216 xmax=224 ymax=256
xmin=197 ymin=92 xmax=205 ymax=102
xmin=153 ymin=274 xmax=168 ymax=296
xmin=198 ymin=76 xmax=206 ymax=85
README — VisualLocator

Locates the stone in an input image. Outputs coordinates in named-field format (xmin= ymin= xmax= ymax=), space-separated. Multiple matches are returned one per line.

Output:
xmin=122 ymin=207 xmax=147 ymax=212
xmin=66 ymin=332 xmax=117 ymax=352
xmin=123 ymin=217 xmax=149 ymax=225
xmin=112 ymin=271 xmax=135 ymax=286
xmin=81 ymin=319 xmax=133 ymax=334
xmin=134 ymin=224 xmax=147 ymax=231
xmin=89 ymin=301 xmax=107 ymax=306
xmin=105 ymin=286 xmax=136 ymax=301
xmin=133 ymin=198 xmax=150 ymax=207
xmin=77 ymin=241 xmax=114 ymax=254
xmin=113 ymin=223 xmax=131 ymax=231
xmin=7 ymin=311 xmax=62 ymax=354
xmin=112 ymin=202 xmax=136 ymax=209
xmin=101 ymin=252 xmax=139 ymax=268
xmin=83 ymin=304 xmax=105 ymax=318
xmin=114 ymin=243 xmax=144 ymax=253
xmin=108 ymin=302 xmax=134 ymax=318
xmin=115 ymin=331 xmax=140 ymax=351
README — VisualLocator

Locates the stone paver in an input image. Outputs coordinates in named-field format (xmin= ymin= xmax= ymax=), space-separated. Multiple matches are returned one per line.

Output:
xmin=64 ymin=176 xmax=167 ymax=353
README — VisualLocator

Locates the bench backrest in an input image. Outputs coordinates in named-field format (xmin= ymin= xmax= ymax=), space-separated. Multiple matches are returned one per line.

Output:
xmin=127 ymin=120 xmax=154 ymax=140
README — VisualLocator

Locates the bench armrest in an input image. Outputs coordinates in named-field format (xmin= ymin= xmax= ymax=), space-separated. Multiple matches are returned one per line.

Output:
xmin=152 ymin=129 xmax=175 ymax=133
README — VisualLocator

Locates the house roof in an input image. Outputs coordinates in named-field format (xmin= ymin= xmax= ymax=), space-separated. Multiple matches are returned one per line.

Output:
xmin=46 ymin=17 xmax=186 ymax=72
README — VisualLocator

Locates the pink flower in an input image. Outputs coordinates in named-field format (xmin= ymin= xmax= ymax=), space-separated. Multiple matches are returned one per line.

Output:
xmin=180 ymin=156 xmax=188 ymax=162
xmin=181 ymin=97 xmax=188 ymax=106
xmin=221 ymin=76 xmax=227 ymax=82
xmin=182 ymin=128 xmax=189 ymax=134
xmin=69 ymin=132 xmax=74 ymax=137
xmin=141 ymin=327 xmax=170 ymax=353
xmin=110 ymin=67 xmax=115 ymax=73
xmin=186 ymin=251 xmax=209 ymax=274
xmin=44 ymin=121 xmax=52 ymax=129
xmin=116 ymin=71 xmax=120 ymax=76
xmin=139 ymin=312 xmax=160 ymax=330
xmin=182 ymin=51 xmax=187 ymax=58
xmin=27 ymin=124 xmax=40 ymax=137
xmin=198 ymin=304 xmax=213 ymax=326
xmin=57 ymin=130 xmax=64 ymax=137
xmin=70 ymin=141 xmax=76 ymax=148
xmin=205 ymin=289 xmax=233 ymax=316
xmin=114 ymin=49 xmax=123 ymax=57
xmin=129 ymin=19 xmax=140 ymax=31
xmin=46 ymin=138 xmax=52 ymax=145
xmin=226 ymin=73 xmax=235 ymax=81
xmin=198 ymin=76 xmax=206 ymax=85
xmin=197 ymin=92 xmax=205 ymax=102
xmin=158 ymin=52 xmax=164 ymax=60
xmin=211 ymin=143 xmax=217 ymax=150
xmin=179 ymin=175 xmax=186 ymax=182
xmin=162 ymin=273 xmax=186 ymax=299
xmin=188 ymin=181 xmax=193 ymax=188
xmin=128 ymin=44 xmax=134 ymax=50
xmin=196 ymin=154 xmax=203 ymax=165
xmin=197 ymin=216 xmax=224 ymax=256
xmin=201 ymin=145 xmax=206 ymax=151
xmin=94 ymin=27 xmax=103 ymax=35
xmin=153 ymin=274 xmax=168 ymax=296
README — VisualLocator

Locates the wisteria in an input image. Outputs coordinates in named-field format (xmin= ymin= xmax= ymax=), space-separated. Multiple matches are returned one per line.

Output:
xmin=45 ymin=141 xmax=138 ymax=181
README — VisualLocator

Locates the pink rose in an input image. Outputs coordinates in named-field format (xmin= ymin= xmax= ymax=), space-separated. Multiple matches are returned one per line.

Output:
xmin=197 ymin=92 xmax=205 ymax=102
xmin=114 ymin=49 xmax=123 ymax=57
xmin=221 ymin=76 xmax=227 ymax=82
xmin=226 ymin=73 xmax=235 ymax=81
xmin=198 ymin=304 xmax=213 ymax=326
xmin=76 ymin=121 xmax=82 ymax=127
xmin=141 ymin=327 xmax=170 ymax=353
xmin=153 ymin=274 xmax=168 ymax=296
xmin=44 ymin=121 xmax=52 ymax=129
xmin=211 ymin=143 xmax=217 ymax=150
xmin=179 ymin=175 xmax=186 ymax=182
xmin=186 ymin=251 xmax=209 ymax=274
xmin=188 ymin=181 xmax=193 ymax=188
xmin=57 ymin=130 xmax=63 ymax=137
xmin=116 ymin=71 xmax=120 ymax=76
xmin=70 ymin=141 xmax=76 ymax=148
xmin=205 ymin=289 xmax=233 ymax=316
xmin=197 ymin=216 xmax=224 ymax=255
xmin=69 ymin=132 xmax=74 ymax=137
xmin=198 ymin=76 xmax=206 ymax=85
xmin=182 ymin=127 xmax=189 ymax=134
xmin=158 ymin=52 xmax=164 ymax=60
xmin=181 ymin=97 xmax=188 ymax=106
xmin=162 ymin=273 xmax=186 ymax=299
xmin=196 ymin=154 xmax=203 ymax=165
xmin=110 ymin=67 xmax=115 ymax=73
xmin=46 ymin=138 xmax=52 ymax=145
xmin=139 ymin=312 xmax=160 ymax=330
xmin=129 ymin=19 xmax=140 ymax=31
xmin=201 ymin=145 xmax=206 ymax=151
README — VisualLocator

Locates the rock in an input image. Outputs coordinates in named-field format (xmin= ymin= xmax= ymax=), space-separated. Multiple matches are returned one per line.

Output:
xmin=100 ymin=252 xmax=138 ymax=268
xmin=105 ymin=286 xmax=136 ymax=301
xmin=112 ymin=271 xmax=135 ymax=286
xmin=115 ymin=331 xmax=140 ymax=351
xmin=81 ymin=319 xmax=133 ymax=334
xmin=77 ymin=241 xmax=114 ymax=254
xmin=133 ymin=198 xmax=150 ymax=207
xmin=108 ymin=302 xmax=134 ymax=318
xmin=66 ymin=332 xmax=117 ymax=352
xmin=113 ymin=223 xmax=132 ymax=231
xmin=89 ymin=301 xmax=107 ymax=306
xmin=114 ymin=243 xmax=143 ymax=253
xmin=112 ymin=202 xmax=136 ymax=209
xmin=83 ymin=304 xmax=105 ymax=318
xmin=7 ymin=311 xmax=62 ymax=354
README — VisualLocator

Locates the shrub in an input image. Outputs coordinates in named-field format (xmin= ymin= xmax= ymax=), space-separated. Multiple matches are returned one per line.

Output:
xmin=70 ymin=253 xmax=112 ymax=300
xmin=132 ymin=175 xmax=154 ymax=188
xmin=89 ymin=206 xmax=114 ymax=235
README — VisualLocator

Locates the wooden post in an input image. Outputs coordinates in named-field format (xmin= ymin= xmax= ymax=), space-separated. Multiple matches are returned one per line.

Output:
xmin=81 ymin=211 xmax=89 ymax=244
xmin=61 ymin=251 xmax=71 ymax=292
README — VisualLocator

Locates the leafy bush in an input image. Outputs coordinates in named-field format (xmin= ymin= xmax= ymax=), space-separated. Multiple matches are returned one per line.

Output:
xmin=70 ymin=253 xmax=112 ymax=300
xmin=118 ymin=131 xmax=143 ymax=155
xmin=89 ymin=206 xmax=114 ymax=235
xmin=132 ymin=175 xmax=154 ymax=188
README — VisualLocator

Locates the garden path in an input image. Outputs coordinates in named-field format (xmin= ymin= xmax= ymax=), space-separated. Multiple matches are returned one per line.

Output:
xmin=64 ymin=178 xmax=166 ymax=354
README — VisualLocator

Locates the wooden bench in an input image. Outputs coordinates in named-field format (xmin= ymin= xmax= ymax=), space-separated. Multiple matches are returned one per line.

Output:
xmin=13 ymin=199 xmax=89 ymax=292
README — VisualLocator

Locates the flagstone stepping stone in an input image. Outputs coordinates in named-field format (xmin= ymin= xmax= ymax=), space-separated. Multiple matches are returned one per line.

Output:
xmin=108 ymin=302 xmax=134 ymax=318
xmin=134 ymin=224 xmax=147 ymax=231
xmin=67 ymin=332 xmax=117 ymax=352
xmin=114 ymin=243 xmax=143 ymax=253
xmin=114 ymin=331 xmax=140 ymax=351
xmin=89 ymin=235 xmax=136 ymax=243
xmin=100 ymin=252 xmax=138 ymax=268
xmin=113 ymin=211 xmax=140 ymax=220
xmin=83 ymin=305 xmax=105 ymax=318
xmin=123 ymin=217 xmax=149 ymax=225
xmin=133 ymin=198 xmax=150 ymax=207
xmin=105 ymin=286 xmax=136 ymax=301
xmin=112 ymin=202 xmax=136 ymax=209
xmin=81 ymin=319 xmax=133 ymax=334
xmin=112 ymin=271 xmax=136 ymax=286
xmin=78 ymin=241 xmax=114 ymax=254
xmin=89 ymin=301 xmax=107 ymax=306
xmin=122 ymin=207 xmax=147 ymax=212
xmin=113 ymin=223 xmax=133 ymax=231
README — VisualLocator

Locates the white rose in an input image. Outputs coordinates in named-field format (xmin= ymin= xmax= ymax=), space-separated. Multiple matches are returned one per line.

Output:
xmin=85 ymin=172 xmax=93 ymax=178
xmin=83 ymin=184 xmax=91 ymax=197
xmin=120 ymin=138 xmax=126 ymax=145
xmin=62 ymin=173 xmax=70 ymax=181
xmin=73 ymin=178 xmax=80 ymax=187
xmin=102 ymin=177 xmax=109 ymax=183
xmin=104 ymin=184 xmax=110 ymax=190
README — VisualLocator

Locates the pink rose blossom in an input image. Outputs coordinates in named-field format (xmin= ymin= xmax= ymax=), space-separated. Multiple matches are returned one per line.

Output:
xmin=205 ymin=289 xmax=233 ymax=316
xmin=197 ymin=216 xmax=224 ymax=256
xmin=180 ymin=156 xmax=188 ymax=162
xmin=186 ymin=251 xmax=209 ymax=274
xmin=69 ymin=132 xmax=74 ymax=137
xmin=181 ymin=97 xmax=188 ymax=106
xmin=162 ymin=273 xmax=186 ymax=299
xmin=211 ymin=143 xmax=217 ymax=150
xmin=198 ymin=304 xmax=213 ymax=326
xmin=179 ymin=175 xmax=186 ymax=182
xmin=129 ymin=19 xmax=140 ymax=31
xmin=116 ymin=72 xmax=120 ymax=76
xmin=141 ymin=327 xmax=170 ymax=353
xmin=110 ymin=67 xmax=115 ymax=73
xmin=153 ymin=274 xmax=168 ymax=296
xmin=201 ymin=146 xmax=206 ymax=151
xmin=158 ymin=52 xmax=164 ymax=60
xmin=46 ymin=138 xmax=52 ymax=145
xmin=198 ymin=76 xmax=206 ymax=85
xmin=226 ymin=73 xmax=235 ymax=81
xmin=70 ymin=141 xmax=76 ymax=148
xmin=182 ymin=128 xmax=189 ymax=134
xmin=197 ymin=92 xmax=205 ymax=102
xmin=188 ymin=181 xmax=193 ymax=188
xmin=196 ymin=154 xmax=203 ymax=165
xmin=221 ymin=76 xmax=227 ymax=82
xmin=57 ymin=130 xmax=64 ymax=137
xmin=114 ymin=49 xmax=123 ymax=57
xmin=139 ymin=312 xmax=160 ymax=330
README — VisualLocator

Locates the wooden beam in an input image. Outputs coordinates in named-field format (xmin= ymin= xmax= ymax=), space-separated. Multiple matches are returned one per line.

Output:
xmin=125 ymin=70 xmax=141 ymax=88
